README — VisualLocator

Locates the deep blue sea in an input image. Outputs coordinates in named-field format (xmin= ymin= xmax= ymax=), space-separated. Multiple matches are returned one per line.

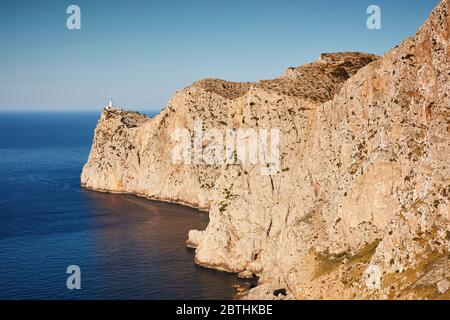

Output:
xmin=0 ymin=112 xmax=239 ymax=300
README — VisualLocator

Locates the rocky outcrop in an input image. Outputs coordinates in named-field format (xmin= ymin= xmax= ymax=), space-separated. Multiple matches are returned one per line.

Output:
xmin=82 ymin=0 xmax=450 ymax=300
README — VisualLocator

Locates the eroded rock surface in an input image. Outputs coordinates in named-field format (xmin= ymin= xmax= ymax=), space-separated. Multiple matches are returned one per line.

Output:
xmin=82 ymin=0 xmax=449 ymax=300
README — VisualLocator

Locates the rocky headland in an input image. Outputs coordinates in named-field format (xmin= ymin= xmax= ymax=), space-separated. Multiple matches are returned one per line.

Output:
xmin=82 ymin=0 xmax=449 ymax=299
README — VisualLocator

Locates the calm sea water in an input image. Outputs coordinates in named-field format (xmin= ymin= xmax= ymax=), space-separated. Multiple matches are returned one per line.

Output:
xmin=0 ymin=112 xmax=239 ymax=300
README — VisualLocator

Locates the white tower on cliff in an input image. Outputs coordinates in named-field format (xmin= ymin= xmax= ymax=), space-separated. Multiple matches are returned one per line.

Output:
xmin=108 ymin=99 xmax=113 ymax=108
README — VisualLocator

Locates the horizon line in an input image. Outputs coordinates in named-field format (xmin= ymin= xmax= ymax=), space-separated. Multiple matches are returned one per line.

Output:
xmin=0 ymin=107 xmax=164 ymax=113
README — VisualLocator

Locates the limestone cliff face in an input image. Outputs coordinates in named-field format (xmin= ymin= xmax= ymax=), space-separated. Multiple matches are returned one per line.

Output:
xmin=82 ymin=0 xmax=450 ymax=299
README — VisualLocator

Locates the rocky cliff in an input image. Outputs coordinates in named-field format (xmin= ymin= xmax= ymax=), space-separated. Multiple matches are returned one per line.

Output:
xmin=82 ymin=0 xmax=449 ymax=299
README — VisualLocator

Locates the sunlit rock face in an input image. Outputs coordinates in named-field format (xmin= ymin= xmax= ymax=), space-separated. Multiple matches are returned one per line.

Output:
xmin=82 ymin=0 xmax=450 ymax=300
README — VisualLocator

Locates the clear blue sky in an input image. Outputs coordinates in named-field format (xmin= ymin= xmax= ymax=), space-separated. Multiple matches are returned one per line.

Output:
xmin=0 ymin=0 xmax=439 ymax=111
